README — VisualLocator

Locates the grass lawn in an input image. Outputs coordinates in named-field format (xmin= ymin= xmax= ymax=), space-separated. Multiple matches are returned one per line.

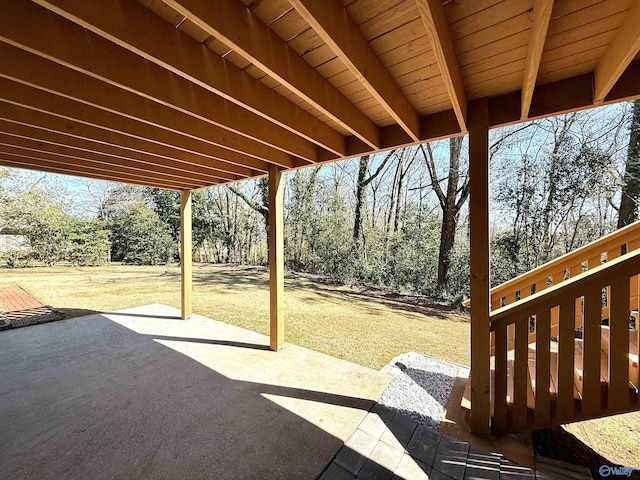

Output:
xmin=0 ymin=263 xmax=470 ymax=370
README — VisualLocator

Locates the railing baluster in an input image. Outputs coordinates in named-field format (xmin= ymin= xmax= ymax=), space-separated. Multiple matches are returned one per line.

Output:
xmin=507 ymin=322 xmax=515 ymax=353
xmin=535 ymin=308 xmax=551 ymax=425
xmin=491 ymin=296 xmax=501 ymax=311
xmin=557 ymin=298 xmax=576 ymax=421
xmin=609 ymin=277 xmax=630 ymax=411
xmin=493 ymin=325 xmax=508 ymax=433
xmin=588 ymin=254 xmax=602 ymax=271
xmin=630 ymin=238 xmax=640 ymax=313
xmin=550 ymin=303 xmax=560 ymax=338
xmin=583 ymin=286 xmax=602 ymax=415
xmin=569 ymin=263 xmax=582 ymax=278
xmin=631 ymin=274 xmax=639 ymax=313
xmin=513 ymin=318 xmax=529 ymax=429
xmin=607 ymin=247 xmax=621 ymax=262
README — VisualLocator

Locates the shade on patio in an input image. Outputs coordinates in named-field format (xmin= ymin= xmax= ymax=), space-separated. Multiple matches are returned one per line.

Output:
xmin=1 ymin=0 xmax=640 ymax=437
xmin=0 ymin=305 xmax=391 ymax=479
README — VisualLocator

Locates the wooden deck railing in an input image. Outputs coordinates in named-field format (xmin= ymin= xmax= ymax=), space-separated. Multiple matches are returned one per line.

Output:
xmin=464 ymin=220 xmax=640 ymax=354
xmin=488 ymin=221 xmax=640 ymax=311
xmin=489 ymin=249 xmax=640 ymax=433
xmin=465 ymin=220 xmax=640 ymax=303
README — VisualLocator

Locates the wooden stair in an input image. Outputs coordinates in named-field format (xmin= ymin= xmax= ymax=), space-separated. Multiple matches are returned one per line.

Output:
xmin=462 ymin=324 xmax=640 ymax=431
xmin=463 ymin=224 xmax=640 ymax=434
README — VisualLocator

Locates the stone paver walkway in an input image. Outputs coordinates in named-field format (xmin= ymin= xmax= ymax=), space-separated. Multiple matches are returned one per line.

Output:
xmin=320 ymin=404 xmax=544 ymax=480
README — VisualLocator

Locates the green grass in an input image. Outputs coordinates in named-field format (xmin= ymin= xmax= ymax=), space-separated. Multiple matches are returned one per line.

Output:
xmin=0 ymin=263 xmax=470 ymax=370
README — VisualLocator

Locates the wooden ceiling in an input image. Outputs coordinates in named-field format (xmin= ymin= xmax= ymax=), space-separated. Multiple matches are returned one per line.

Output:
xmin=1 ymin=0 xmax=639 ymax=190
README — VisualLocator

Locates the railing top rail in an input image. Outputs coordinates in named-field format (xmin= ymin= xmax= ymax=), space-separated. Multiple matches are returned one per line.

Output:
xmin=489 ymin=247 xmax=640 ymax=330
xmin=463 ymin=220 xmax=640 ymax=307
xmin=493 ymin=220 xmax=640 ymax=293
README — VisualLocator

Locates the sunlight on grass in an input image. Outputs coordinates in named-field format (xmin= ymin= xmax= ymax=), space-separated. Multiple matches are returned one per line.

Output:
xmin=564 ymin=412 xmax=640 ymax=465
xmin=0 ymin=263 xmax=470 ymax=369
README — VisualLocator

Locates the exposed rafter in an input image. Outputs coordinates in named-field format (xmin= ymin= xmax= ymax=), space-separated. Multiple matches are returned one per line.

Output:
xmin=289 ymin=0 xmax=420 ymax=142
xmin=0 ymin=153 xmax=197 ymax=190
xmin=0 ymin=42 xmax=298 ymax=169
xmin=416 ymin=0 xmax=467 ymax=131
xmin=31 ymin=0 xmax=345 ymax=157
xmin=0 ymin=0 xmax=637 ymax=192
xmin=162 ymin=0 xmax=381 ymax=149
xmin=0 ymin=0 xmax=316 ymax=163
xmin=0 ymin=78 xmax=269 ymax=174
xmin=0 ymin=135 xmax=210 ymax=186
xmin=0 ymin=117 xmax=237 ymax=183
xmin=594 ymin=0 xmax=640 ymax=102
xmin=521 ymin=0 xmax=554 ymax=119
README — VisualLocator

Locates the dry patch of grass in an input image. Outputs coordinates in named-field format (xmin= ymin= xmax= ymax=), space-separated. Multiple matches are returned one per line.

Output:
xmin=0 ymin=263 xmax=470 ymax=369
xmin=564 ymin=412 xmax=640 ymax=466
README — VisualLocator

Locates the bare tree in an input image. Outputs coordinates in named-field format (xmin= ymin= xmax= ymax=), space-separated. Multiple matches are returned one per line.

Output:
xmin=421 ymin=137 xmax=469 ymax=289
xmin=352 ymin=150 xmax=395 ymax=251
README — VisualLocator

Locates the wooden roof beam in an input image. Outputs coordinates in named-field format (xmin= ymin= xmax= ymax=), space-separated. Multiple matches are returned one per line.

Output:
xmin=162 ymin=0 xmax=381 ymax=149
xmin=0 ymin=137 xmax=208 ymax=187
xmin=521 ymin=0 xmax=554 ymax=119
xmin=0 ymin=118 xmax=238 ymax=183
xmin=0 ymin=0 xmax=316 ymax=163
xmin=0 ymin=78 xmax=269 ymax=175
xmin=594 ymin=0 xmax=640 ymax=102
xmin=0 ymin=98 xmax=254 ymax=179
xmin=0 ymin=153 xmax=200 ymax=190
xmin=416 ymin=0 xmax=467 ymax=131
xmin=289 ymin=0 xmax=420 ymax=142
xmin=31 ymin=0 xmax=345 ymax=157
xmin=0 ymin=42 xmax=299 ymax=169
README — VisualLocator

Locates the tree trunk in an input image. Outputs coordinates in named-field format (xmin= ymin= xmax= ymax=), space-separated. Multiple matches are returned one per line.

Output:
xmin=352 ymin=155 xmax=369 ymax=250
xmin=393 ymin=151 xmax=405 ymax=233
xmin=437 ymin=206 xmax=457 ymax=287
xmin=618 ymin=100 xmax=640 ymax=228
xmin=421 ymin=137 xmax=469 ymax=290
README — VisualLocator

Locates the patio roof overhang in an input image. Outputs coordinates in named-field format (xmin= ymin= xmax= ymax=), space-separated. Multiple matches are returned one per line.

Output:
xmin=3 ymin=0 xmax=640 ymax=440
xmin=0 ymin=0 xmax=639 ymax=190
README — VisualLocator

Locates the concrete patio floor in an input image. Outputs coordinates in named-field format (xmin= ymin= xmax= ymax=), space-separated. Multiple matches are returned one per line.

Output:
xmin=0 ymin=304 xmax=391 ymax=479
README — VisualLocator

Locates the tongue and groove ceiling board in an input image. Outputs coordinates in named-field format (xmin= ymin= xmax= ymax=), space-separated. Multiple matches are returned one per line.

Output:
xmin=0 ymin=0 xmax=639 ymax=189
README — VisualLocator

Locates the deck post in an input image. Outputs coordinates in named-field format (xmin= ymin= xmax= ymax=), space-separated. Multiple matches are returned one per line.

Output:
xmin=180 ymin=189 xmax=193 ymax=320
xmin=468 ymin=98 xmax=491 ymax=437
xmin=268 ymin=165 xmax=284 ymax=351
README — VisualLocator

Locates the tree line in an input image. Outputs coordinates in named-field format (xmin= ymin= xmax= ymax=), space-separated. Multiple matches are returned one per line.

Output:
xmin=1 ymin=101 xmax=638 ymax=301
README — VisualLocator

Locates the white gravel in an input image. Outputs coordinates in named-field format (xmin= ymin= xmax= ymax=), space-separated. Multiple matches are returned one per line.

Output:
xmin=378 ymin=352 xmax=463 ymax=430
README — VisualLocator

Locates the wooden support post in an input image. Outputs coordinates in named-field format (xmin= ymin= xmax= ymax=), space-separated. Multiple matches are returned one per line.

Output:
xmin=180 ymin=190 xmax=193 ymax=320
xmin=468 ymin=98 xmax=491 ymax=437
xmin=268 ymin=164 xmax=284 ymax=351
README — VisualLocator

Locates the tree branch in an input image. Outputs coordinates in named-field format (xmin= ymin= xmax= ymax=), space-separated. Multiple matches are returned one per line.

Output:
xmin=228 ymin=185 xmax=268 ymax=216
xmin=420 ymin=144 xmax=446 ymax=206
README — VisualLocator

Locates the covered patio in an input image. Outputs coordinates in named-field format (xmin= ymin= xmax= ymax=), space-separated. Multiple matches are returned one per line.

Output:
xmin=2 ymin=0 xmax=640 ymax=446
xmin=0 ymin=304 xmax=391 ymax=479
